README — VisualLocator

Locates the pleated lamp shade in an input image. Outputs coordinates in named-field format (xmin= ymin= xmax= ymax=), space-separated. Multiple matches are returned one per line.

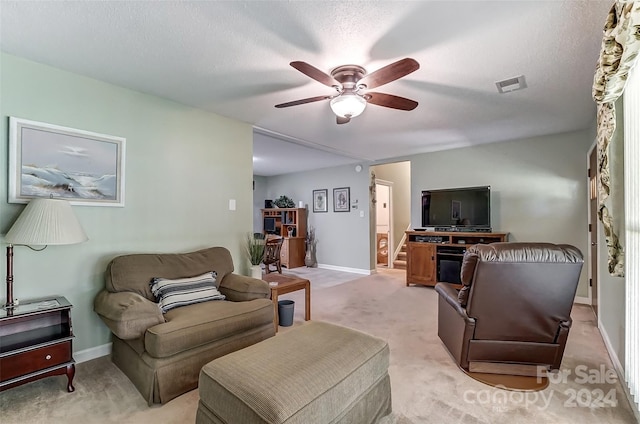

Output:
xmin=5 ymin=198 xmax=88 ymax=246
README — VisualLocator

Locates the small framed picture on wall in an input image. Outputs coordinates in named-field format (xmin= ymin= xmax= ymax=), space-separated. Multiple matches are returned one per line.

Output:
xmin=312 ymin=189 xmax=328 ymax=213
xmin=333 ymin=187 xmax=350 ymax=212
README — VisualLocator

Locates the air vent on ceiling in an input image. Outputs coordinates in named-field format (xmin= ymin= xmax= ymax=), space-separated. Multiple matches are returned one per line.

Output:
xmin=495 ymin=75 xmax=527 ymax=94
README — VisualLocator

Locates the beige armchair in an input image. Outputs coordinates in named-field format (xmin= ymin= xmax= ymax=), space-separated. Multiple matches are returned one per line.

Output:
xmin=94 ymin=247 xmax=275 ymax=405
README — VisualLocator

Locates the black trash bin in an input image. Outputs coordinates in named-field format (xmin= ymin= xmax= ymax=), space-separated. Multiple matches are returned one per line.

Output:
xmin=277 ymin=300 xmax=295 ymax=327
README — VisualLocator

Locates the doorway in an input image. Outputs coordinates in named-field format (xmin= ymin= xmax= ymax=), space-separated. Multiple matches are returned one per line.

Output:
xmin=588 ymin=144 xmax=599 ymax=317
xmin=370 ymin=161 xmax=411 ymax=272
xmin=376 ymin=181 xmax=392 ymax=268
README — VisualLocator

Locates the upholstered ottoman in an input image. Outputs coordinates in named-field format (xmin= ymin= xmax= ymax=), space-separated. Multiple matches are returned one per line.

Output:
xmin=196 ymin=321 xmax=391 ymax=424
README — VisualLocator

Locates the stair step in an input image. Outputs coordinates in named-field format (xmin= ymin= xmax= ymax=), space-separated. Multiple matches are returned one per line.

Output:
xmin=393 ymin=241 xmax=408 ymax=270
xmin=393 ymin=260 xmax=407 ymax=269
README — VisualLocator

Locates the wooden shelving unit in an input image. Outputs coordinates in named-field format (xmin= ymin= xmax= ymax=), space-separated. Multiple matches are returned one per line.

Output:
xmin=262 ymin=208 xmax=307 ymax=268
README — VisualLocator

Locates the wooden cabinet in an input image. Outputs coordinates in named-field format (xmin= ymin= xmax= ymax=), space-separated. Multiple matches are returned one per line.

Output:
xmin=262 ymin=208 xmax=307 ymax=269
xmin=405 ymin=231 xmax=509 ymax=287
xmin=407 ymin=242 xmax=437 ymax=286
xmin=0 ymin=296 xmax=75 ymax=392
xmin=281 ymin=237 xmax=306 ymax=269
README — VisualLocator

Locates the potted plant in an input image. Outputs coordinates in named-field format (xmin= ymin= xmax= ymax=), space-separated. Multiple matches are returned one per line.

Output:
xmin=273 ymin=195 xmax=295 ymax=208
xmin=245 ymin=233 xmax=265 ymax=279
xmin=305 ymin=226 xmax=318 ymax=267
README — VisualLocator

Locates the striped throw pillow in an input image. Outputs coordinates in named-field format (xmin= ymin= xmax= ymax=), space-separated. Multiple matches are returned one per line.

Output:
xmin=150 ymin=271 xmax=225 ymax=313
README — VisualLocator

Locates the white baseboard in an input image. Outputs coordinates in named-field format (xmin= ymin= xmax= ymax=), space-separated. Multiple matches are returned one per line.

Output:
xmin=74 ymin=342 xmax=112 ymax=364
xmin=599 ymin=318 xmax=624 ymax=373
xmin=574 ymin=296 xmax=591 ymax=305
xmin=598 ymin=318 xmax=640 ymax=421
xmin=317 ymin=264 xmax=372 ymax=275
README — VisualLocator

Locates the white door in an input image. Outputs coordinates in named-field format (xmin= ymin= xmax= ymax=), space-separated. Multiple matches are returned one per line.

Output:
xmin=376 ymin=182 xmax=392 ymax=267
xmin=589 ymin=145 xmax=599 ymax=316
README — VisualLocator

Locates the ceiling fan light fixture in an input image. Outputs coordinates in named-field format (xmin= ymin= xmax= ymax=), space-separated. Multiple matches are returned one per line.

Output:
xmin=276 ymin=58 xmax=419 ymax=124
xmin=330 ymin=93 xmax=367 ymax=118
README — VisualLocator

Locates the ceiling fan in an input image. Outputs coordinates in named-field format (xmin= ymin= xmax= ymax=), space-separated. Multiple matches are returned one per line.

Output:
xmin=275 ymin=58 xmax=420 ymax=124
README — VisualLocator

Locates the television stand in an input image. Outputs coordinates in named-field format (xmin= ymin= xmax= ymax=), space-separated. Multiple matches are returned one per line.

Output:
xmin=405 ymin=230 xmax=508 ymax=287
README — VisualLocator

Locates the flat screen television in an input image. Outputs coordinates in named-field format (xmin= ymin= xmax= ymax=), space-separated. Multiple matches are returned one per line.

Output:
xmin=421 ymin=186 xmax=491 ymax=231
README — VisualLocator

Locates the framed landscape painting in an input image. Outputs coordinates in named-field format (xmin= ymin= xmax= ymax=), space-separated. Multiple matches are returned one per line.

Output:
xmin=8 ymin=117 xmax=126 ymax=207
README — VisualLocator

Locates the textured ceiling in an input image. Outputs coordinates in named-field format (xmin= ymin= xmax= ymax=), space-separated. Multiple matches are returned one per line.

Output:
xmin=0 ymin=1 xmax=611 ymax=176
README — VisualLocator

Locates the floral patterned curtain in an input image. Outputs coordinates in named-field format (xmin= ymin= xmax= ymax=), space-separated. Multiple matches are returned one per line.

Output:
xmin=592 ymin=1 xmax=640 ymax=277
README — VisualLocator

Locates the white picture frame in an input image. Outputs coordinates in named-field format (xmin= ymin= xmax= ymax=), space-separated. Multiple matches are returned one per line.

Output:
xmin=9 ymin=117 xmax=126 ymax=207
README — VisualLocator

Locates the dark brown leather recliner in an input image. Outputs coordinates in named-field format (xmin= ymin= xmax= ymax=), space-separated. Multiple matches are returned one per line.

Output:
xmin=435 ymin=242 xmax=584 ymax=375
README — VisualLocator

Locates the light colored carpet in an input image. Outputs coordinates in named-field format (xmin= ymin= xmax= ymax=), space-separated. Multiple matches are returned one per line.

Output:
xmin=276 ymin=265 xmax=364 ymax=290
xmin=0 ymin=269 xmax=636 ymax=423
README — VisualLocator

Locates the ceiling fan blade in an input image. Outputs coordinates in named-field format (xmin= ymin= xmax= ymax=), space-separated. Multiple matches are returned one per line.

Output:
xmin=336 ymin=116 xmax=351 ymax=125
xmin=358 ymin=58 xmax=419 ymax=89
xmin=275 ymin=95 xmax=333 ymax=108
xmin=290 ymin=61 xmax=341 ymax=88
xmin=366 ymin=92 xmax=418 ymax=111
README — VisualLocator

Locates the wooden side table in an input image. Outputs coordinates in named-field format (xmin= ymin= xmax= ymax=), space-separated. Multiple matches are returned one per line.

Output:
xmin=261 ymin=273 xmax=311 ymax=332
xmin=0 ymin=296 xmax=75 ymax=392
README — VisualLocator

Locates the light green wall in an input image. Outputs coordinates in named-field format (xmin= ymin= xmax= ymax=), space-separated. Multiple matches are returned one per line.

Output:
xmin=0 ymin=53 xmax=254 ymax=353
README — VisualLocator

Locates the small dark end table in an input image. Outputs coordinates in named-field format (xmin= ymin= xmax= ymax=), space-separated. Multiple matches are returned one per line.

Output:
xmin=0 ymin=296 xmax=75 ymax=392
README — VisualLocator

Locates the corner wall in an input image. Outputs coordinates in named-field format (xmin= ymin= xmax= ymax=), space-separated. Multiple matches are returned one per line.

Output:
xmin=0 ymin=53 xmax=254 ymax=353
xmin=264 ymin=164 xmax=371 ymax=272
xmin=408 ymin=129 xmax=594 ymax=297
xmin=259 ymin=129 xmax=594 ymax=291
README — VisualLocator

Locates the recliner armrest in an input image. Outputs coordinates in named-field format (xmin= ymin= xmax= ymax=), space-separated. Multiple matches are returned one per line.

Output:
xmin=94 ymin=290 xmax=164 ymax=340
xmin=219 ymin=273 xmax=270 ymax=302
xmin=435 ymin=283 xmax=470 ymax=319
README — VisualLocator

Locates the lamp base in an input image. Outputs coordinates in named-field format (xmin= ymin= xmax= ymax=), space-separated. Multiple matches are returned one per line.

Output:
xmin=5 ymin=244 xmax=15 ymax=310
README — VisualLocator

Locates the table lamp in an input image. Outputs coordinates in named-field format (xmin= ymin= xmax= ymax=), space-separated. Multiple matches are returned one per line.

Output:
xmin=4 ymin=198 xmax=88 ymax=310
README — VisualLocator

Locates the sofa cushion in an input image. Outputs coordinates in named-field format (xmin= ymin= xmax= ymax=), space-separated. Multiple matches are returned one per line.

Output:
xmin=144 ymin=298 xmax=274 ymax=358
xmin=106 ymin=247 xmax=235 ymax=301
xmin=151 ymin=271 xmax=225 ymax=313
